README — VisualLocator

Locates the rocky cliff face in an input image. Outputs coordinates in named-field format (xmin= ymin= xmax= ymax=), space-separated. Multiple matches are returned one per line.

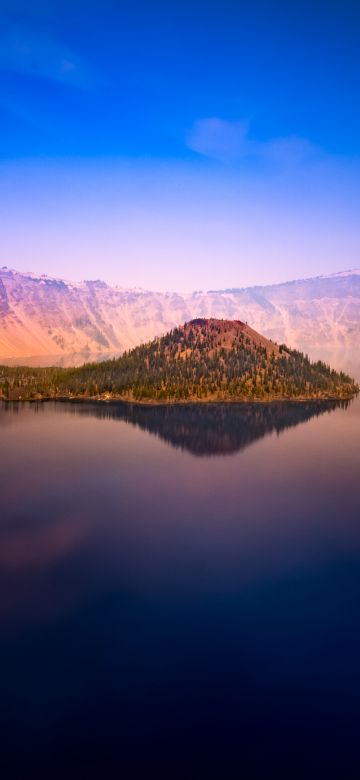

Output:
xmin=0 ymin=266 xmax=359 ymax=377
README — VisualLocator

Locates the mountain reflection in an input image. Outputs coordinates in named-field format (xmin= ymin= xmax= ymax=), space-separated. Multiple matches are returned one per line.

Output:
xmin=54 ymin=398 xmax=351 ymax=456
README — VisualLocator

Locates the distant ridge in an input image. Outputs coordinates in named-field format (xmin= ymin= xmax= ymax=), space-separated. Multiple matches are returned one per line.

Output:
xmin=0 ymin=266 xmax=360 ymax=378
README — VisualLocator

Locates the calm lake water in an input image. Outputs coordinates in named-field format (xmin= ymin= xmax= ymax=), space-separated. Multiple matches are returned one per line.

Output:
xmin=1 ymin=397 xmax=360 ymax=778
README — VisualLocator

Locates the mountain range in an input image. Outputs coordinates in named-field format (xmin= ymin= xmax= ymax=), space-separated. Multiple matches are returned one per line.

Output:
xmin=1 ymin=266 xmax=359 ymax=377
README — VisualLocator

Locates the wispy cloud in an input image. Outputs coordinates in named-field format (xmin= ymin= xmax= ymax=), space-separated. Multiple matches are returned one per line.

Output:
xmin=260 ymin=135 xmax=319 ymax=167
xmin=186 ymin=117 xmax=320 ymax=167
xmin=0 ymin=25 xmax=93 ymax=90
xmin=186 ymin=118 xmax=250 ymax=164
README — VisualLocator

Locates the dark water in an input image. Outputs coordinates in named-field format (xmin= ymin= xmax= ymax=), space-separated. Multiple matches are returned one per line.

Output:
xmin=1 ymin=397 xmax=360 ymax=778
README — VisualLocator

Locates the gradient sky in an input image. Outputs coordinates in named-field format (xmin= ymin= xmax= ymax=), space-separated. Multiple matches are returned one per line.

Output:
xmin=0 ymin=0 xmax=359 ymax=291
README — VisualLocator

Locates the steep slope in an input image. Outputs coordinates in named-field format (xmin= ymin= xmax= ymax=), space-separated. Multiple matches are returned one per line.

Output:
xmin=0 ymin=267 xmax=360 ymax=377
xmin=0 ymin=319 xmax=356 ymax=402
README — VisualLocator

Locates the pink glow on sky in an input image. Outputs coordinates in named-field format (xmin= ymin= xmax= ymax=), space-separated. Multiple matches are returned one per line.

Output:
xmin=1 ymin=155 xmax=359 ymax=291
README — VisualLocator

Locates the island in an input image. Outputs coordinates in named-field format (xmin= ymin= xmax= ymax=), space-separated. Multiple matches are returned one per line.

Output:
xmin=0 ymin=319 xmax=358 ymax=403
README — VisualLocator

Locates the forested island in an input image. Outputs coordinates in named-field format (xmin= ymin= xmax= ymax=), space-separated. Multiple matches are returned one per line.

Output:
xmin=0 ymin=319 xmax=358 ymax=403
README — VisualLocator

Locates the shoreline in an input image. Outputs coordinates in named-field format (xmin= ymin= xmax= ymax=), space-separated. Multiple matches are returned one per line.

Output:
xmin=1 ymin=392 xmax=357 ymax=408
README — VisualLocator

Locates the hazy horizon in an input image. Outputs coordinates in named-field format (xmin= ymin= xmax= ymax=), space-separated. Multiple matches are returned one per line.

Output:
xmin=2 ymin=258 xmax=360 ymax=295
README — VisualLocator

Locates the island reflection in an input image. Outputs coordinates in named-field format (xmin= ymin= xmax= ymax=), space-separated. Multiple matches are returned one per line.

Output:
xmin=47 ymin=398 xmax=351 ymax=456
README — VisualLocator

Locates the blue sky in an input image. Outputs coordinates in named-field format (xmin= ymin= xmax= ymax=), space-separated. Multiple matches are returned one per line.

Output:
xmin=0 ymin=0 xmax=359 ymax=290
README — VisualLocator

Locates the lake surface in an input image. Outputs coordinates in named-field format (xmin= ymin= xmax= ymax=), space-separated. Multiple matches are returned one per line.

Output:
xmin=1 ymin=397 xmax=360 ymax=778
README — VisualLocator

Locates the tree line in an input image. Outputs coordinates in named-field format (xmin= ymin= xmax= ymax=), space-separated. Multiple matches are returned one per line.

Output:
xmin=0 ymin=322 xmax=357 ymax=402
